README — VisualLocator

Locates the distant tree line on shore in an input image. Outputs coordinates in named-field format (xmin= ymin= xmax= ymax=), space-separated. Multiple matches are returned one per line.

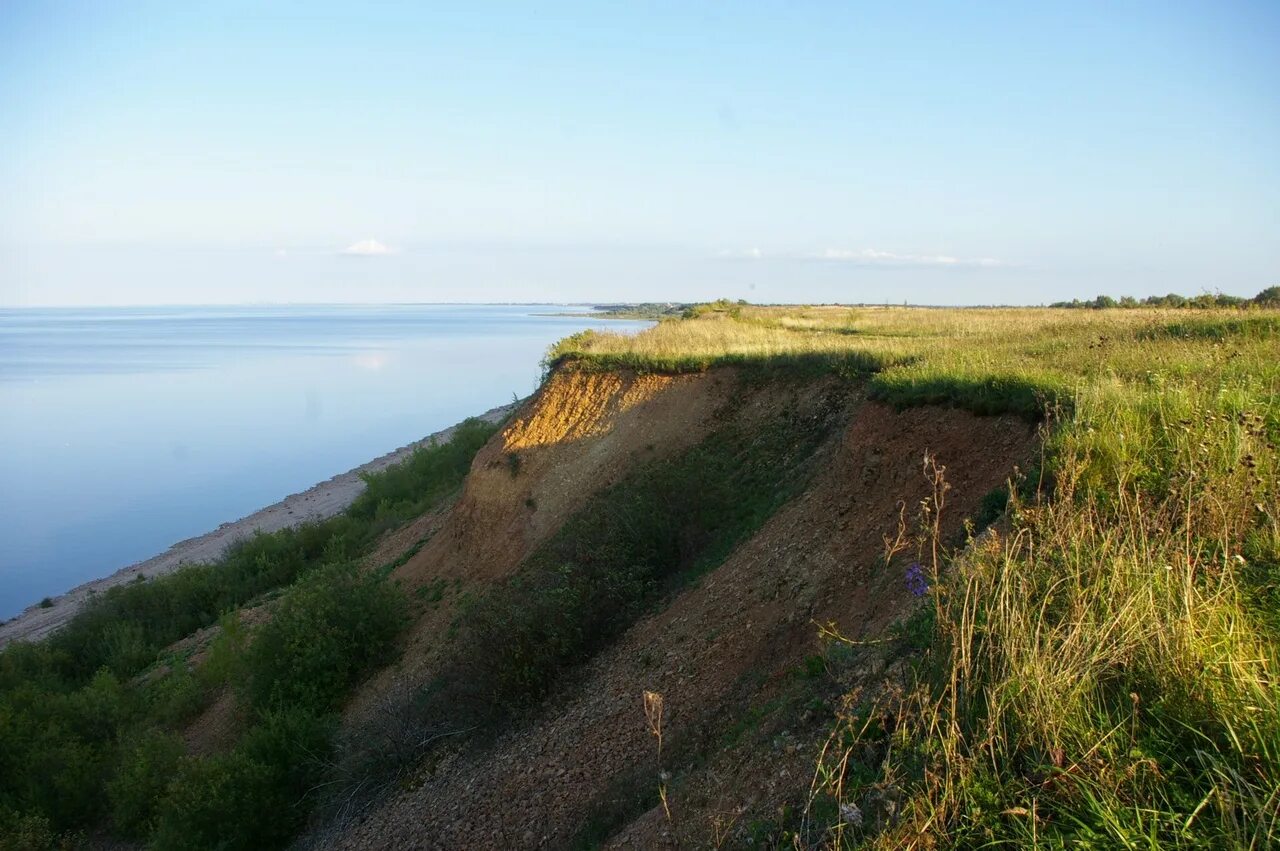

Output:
xmin=1052 ymin=286 xmax=1280 ymax=309
xmin=591 ymin=302 xmax=689 ymax=320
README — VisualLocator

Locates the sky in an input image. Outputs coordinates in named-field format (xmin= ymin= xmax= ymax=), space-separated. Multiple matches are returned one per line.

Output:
xmin=1 ymin=1 xmax=1277 ymax=306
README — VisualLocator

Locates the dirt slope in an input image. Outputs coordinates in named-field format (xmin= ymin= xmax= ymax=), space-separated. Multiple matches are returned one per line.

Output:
xmin=329 ymin=397 xmax=1036 ymax=850
xmin=342 ymin=368 xmax=732 ymax=723
xmin=407 ymin=369 xmax=731 ymax=586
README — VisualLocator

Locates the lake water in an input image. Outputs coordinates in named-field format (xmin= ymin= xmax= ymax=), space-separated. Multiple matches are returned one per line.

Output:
xmin=0 ymin=304 xmax=649 ymax=618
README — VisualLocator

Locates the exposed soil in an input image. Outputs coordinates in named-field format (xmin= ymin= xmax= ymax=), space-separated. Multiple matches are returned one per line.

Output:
xmin=340 ymin=369 xmax=734 ymax=725
xmin=181 ymin=687 xmax=247 ymax=757
xmin=327 ymin=392 xmax=1037 ymax=850
xmin=403 ymin=369 xmax=733 ymax=587
xmin=362 ymin=496 xmax=460 ymax=573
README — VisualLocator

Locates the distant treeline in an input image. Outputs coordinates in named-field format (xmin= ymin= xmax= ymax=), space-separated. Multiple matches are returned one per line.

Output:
xmin=590 ymin=302 xmax=689 ymax=320
xmin=1052 ymin=286 xmax=1279 ymax=309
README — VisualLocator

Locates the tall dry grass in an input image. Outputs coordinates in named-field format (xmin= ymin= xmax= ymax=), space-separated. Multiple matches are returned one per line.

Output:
xmin=816 ymin=366 xmax=1279 ymax=847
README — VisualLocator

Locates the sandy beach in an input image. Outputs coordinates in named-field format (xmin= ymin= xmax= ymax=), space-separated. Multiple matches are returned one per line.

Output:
xmin=0 ymin=402 xmax=516 ymax=648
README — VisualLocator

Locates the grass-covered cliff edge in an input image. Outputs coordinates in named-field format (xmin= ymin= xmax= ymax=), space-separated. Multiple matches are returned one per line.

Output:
xmin=2 ymin=303 xmax=1277 ymax=850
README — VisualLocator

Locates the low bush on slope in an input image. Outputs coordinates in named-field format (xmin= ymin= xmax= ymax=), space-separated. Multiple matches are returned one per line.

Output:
xmin=143 ymin=564 xmax=406 ymax=851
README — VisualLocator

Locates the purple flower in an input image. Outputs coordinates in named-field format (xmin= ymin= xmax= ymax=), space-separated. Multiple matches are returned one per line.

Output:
xmin=905 ymin=563 xmax=930 ymax=597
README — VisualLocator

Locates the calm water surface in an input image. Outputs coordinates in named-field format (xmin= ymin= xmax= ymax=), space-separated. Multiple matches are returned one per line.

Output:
xmin=0 ymin=304 xmax=648 ymax=618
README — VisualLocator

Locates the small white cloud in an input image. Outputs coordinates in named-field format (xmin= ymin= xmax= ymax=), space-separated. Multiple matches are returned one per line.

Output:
xmin=341 ymin=238 xmax=394 ymax=256
xmin=718 ymin=247 xmax=764 ymax=259
xmin=815 ymin=248 xmax=1001 ymax=268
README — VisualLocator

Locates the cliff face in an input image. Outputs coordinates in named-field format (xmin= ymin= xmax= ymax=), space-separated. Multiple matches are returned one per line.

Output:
xmin=409 ymin=368 xmax=732 ymax=585
xmin=326 ymin=367 xmax=1037 ymax=849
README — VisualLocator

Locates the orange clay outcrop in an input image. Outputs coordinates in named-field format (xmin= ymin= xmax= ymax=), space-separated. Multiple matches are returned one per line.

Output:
xmin=341 ymin=368 xmax=732 ymax=721
xmin=329 ymin=380 xmax=1038 ymax=850
xmin=399 ymin=368 xmax=729 ymax=588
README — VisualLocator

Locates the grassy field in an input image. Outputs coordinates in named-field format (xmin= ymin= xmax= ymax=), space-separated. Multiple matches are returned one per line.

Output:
xmin=554 ymin=302 xmax=1280 ymax=848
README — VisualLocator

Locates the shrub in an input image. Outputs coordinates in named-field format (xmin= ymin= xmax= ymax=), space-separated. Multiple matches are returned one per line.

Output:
xmin=144 ymin=663 xmax=209 ymax=726
xmin=150 ymin=709 xmax=331 ymax=851
xmin=348 ymin=417 xmax=497 ymax=523
xmin=149 ymin=751 xmax=273 ymax=851
xmin=199 ymin=610 xmax=248 ymax=689
xmin=107 ymin=730 xmax=183 ymax=837
xmin=1254 ymin=285 xmax=1280 ymax=306
xmin=245 ymin=564 xmax=406 ymax=714
xmin=0 ymin=670 xmax=128 ymax=832
xmin=0 ymin=806 xmax=65 ymax=851
xmin=0 ymin=413 xmax=490 ymax=843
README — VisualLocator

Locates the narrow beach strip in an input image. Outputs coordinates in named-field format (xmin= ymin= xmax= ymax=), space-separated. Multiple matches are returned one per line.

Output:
xmin=0 ymin=402 xmax=517 ymax=647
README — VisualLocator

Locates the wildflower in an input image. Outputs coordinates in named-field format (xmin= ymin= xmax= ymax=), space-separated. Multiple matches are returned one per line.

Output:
xmin=905 ymin=563 xmax=929 ymax=597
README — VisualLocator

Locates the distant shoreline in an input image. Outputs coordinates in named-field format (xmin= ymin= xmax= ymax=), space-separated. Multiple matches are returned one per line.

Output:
xmin=0 ymin=401 xmax=517 ymax=648
xmin=535 ymin=311 xmax=660 ymax=320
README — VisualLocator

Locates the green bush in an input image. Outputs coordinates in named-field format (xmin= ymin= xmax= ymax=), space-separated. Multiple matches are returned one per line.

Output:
xmin=150 ymin=708 xmax=331 ymax=851
xmin=0 ymin=806 xmax=66 ymax=851
xmin=48 ymin=523 xmax=359 ymax=682
xmin=245 ymin=564 xmax=406 ymax=714
xmin=142 ymin=664 xmax=209 ymax=727
xmin=149 ymin=751 xmax=273 ymax=851
xmin=199 ymin=610 xmax=248 ymax=689
xmin=348 ymin=417 xmax=497 ymax=523
xmin=0 ymin=641 xmax=68 ymax=694
xmin=0 ymin=670 xmax=128 ymax=831
xmin=0 ymin=415 xmax=490 ymax=843
xmin=106 ymin=730 xmax=183 ymax=837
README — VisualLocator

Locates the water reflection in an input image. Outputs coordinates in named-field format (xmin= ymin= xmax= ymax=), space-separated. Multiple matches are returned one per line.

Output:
xmin=0 ymin=304 xmax=649 ymax=616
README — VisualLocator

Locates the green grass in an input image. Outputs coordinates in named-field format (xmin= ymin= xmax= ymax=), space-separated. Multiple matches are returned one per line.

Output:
xmin=858 ymin=383 xmax=1280 ymax=848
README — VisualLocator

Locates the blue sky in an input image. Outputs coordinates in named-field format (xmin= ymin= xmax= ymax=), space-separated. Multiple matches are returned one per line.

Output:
xmin=1 ymin=1 xmax=1277 ymax=306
